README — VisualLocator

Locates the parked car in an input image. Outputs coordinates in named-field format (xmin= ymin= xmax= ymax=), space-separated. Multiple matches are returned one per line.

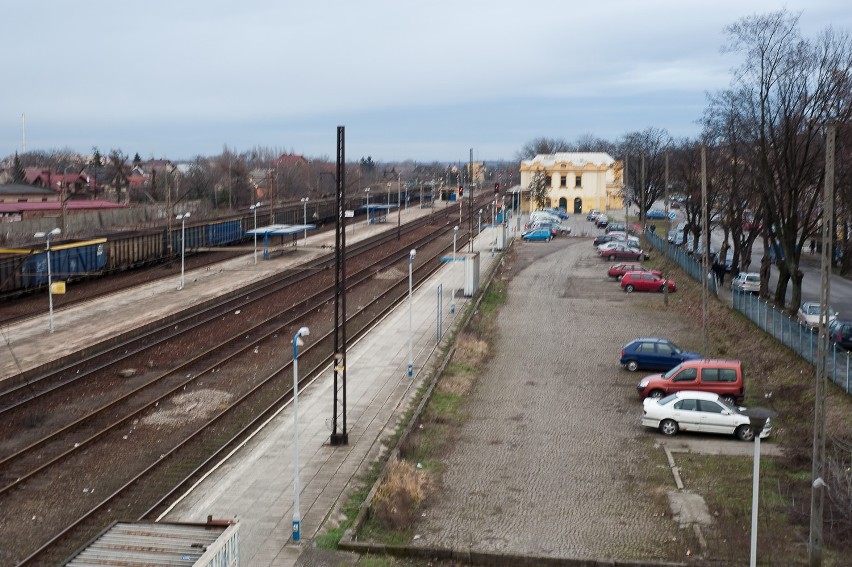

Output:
xmin=636 ymin=359 xmax=745 ymax=404
xmin=596 ymin=215 xmax=609 ymax=228
xmin=621 ymin=271 xmax=675 ymax=293
xmin=828 ymin=319 xmax=852 ymax=350
xmin=797 ymin=302 xmax=838 ymax=328
xmin=549 ymin=207 xmax=570 ymax=219
xmin=526 ymin=221 xmax=558 ymax=237
xmin=522 ymin=227 xmax=552 ymax=242
xmin=606 ymin=222 xmax=627 ymax=234
xmin=731 ymin=272 xmax=761 ymax=293
xmin=641 ymin=391 xmax=770 ymax=441
xmin=647 ymin=209 xmax=667 ymax=220
xmin=600 ymin=243 xmax=646 ymax=261
xmin=587 ymin=209 xmax=601 ymax=221
xmin=593 ymin=233 xmax=623 ymax=246
xmin=607 ymin=263 xmax=661 ymax=281
xmin=620 ymin=338 xmax=702 ymax=372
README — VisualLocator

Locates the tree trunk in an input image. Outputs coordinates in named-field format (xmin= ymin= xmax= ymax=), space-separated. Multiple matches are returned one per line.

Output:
xmin=774 ymin=262 xmax=790 ymax=309
xmin=790 ymin=269 xmax=804 ymax=311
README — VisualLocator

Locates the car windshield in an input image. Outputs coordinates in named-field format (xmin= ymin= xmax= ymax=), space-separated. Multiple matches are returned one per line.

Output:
xmin=805 ymin=304 xmax=819 ymax=315
xmin=658 ymin=393 xmax=679 ymax=405
xmin=663 ymin=364 xmax=682 ymax=379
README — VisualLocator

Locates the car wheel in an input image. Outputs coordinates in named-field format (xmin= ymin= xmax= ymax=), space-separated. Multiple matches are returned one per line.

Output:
xmin=659 ymin=419 xmax=679 ymax=436
xmin=626 ymin=360 xmax=639 ymax=372
xmin=721 ymin=394 xmax=736 ymax=405
xmin=736 ymin=424 xmax=756 ymax=442
xmin=649 ymin=389 xmax=665 ymax=399
xmin=637 ymin=255 xmax=642 ymax=261
xmin=617 ymin=274 xmax=623 ymax=281
xmin=625 ymin=284 xmax=635 ymax=293
xmin=608 ymin=254 xmax=616 ymax=261
xmin=659 ymin=284 xmax=666 ymax=293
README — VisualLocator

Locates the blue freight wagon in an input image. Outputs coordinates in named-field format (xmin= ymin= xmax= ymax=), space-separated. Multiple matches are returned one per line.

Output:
xmin=24 ymin=239 xmax=107 ymax=286
xmin=206 ymin=220 xmax=242 ymax=246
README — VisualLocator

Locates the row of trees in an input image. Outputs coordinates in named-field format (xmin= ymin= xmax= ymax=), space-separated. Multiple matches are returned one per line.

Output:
xmin=520 ymin=10 xmax=852 ymax=312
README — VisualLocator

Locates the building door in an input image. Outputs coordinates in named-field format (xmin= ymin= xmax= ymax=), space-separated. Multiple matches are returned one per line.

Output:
xmin=574 ymin=197 xmax=583 ymax=214
xmin=558 ymin=197 xmax=567 ymax=211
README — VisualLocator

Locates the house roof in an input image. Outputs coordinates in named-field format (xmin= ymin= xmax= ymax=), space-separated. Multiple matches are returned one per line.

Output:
xmin=522 ymin=152 xmax=615 ymax=168
xmin=274 ymin=154 xmax=308 ymax=167
xmin=0 ymin=183 xmax=57 ymax=196
xmin=0 ymin=200 xmax=126 ymax=213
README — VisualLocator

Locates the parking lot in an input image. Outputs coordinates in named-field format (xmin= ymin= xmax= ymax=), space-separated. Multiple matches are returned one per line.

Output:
xmin=412 ymin=235 xmax=717 ymax=562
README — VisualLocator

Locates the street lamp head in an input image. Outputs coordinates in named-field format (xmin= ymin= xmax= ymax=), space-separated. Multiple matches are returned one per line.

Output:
xmin=453 ymin=225 xmax=459 ymax=233
xmin=176 ymin=212 xmax=190 ymax=220
xmin=297 ymin=326 xmax=310 ymax=337
xmin=409 ymin=249 xmax=416 ymax=258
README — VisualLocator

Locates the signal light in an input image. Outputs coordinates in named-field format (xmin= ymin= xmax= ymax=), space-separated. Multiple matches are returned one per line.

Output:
xmin=458 ymin=186 xmax=463 ymax=197
xmin=494 ymin=182 xmax=500 ymax=194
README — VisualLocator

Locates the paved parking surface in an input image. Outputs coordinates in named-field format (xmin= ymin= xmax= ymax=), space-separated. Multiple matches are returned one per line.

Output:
xmin=412 ymin=236 xmax=702 ymax=562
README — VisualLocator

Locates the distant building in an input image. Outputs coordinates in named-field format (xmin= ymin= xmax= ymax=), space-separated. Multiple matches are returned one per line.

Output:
xmin=519 ymin=152 xmax=623 ymax=214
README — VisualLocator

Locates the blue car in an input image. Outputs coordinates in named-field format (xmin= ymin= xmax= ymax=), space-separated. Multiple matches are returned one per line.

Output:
xmin=522 ymin=227 xmax=552 ymax=242
xmin=620 ymin=338 xmax=702 ymax=372
xmin=647 ymin=209 xmax=667 ymax=220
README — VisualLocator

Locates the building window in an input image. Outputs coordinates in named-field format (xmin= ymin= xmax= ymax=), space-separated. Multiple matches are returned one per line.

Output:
xmin=545 ymin=175 xmax=552 ymax=187
xmin=560 ymin=175 xmax=567 ymax=187
xmin=575 ymin=174 xmax=582 ymax=188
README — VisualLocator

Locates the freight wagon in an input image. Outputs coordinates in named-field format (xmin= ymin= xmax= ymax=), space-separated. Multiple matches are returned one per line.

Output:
xmin=0 ymin=196 xmax=376 ymax=299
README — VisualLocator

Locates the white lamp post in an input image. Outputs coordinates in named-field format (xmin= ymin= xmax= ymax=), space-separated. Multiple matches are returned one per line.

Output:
xmin=34 ymin=228 xmax=61 ymax=333
xmin=176 ymin=212 xmax=190 ymax=290
xmin=250 ymin=203 xmax=261 ymax=264
xmin=387 ymin=182 xmax=391 ymax=206
xmin=300 ymin=197 xmax=309 ymax=243
xmin=292 ymin=326 xmax=310 ymax=542
xmin=364 ymin=188 xmax=370 ymax=224
xmin=478 ymin=209 xmax=483 ymax=240
xmin=451 ymin=226 xmax=458 ymax=314
xmin=408 ymin=249 xmax=416 ymax=378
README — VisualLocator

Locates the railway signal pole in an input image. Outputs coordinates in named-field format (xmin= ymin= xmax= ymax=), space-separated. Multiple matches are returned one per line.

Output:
xmin=330 ymin=126 xmax=349 ymax=446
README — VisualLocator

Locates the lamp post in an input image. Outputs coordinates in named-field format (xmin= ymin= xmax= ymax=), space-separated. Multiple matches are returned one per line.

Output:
xmin=408 ymin=249 xmax=416 ymax=378
xmin=292 ymin=326 xmax=310 ymax=542
xmin=250 ymin=203 xmax=261 ymax=264
xmin=451 ymin=226 xmax=458 ymax=314
xmin=176 ymin=212 xmax=190 ymax=290
xmin=300 ymin=197 xmax=309 ymax=243
xmin=364 ymin=187 xmax=370 ymax=224
xmin=387 ymin=182 xmax=391 ymax=206
xmin=34 ymin=228 xmax=61 ymax=333
xmin=740 ymin=407 xmax=778 ymax=567
xmin=478 ymin=209 xmax=483 ymax=240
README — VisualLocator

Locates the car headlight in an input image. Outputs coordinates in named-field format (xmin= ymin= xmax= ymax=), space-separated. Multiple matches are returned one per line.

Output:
xmin=638 ymin=378 xmax=649 ymax=388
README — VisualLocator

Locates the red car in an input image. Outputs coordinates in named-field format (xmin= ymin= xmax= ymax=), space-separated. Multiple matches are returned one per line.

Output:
xmin=620 ymin=271 xmax=676 ymax=293
xmin=598 ymin=243 xmax=647 ymax=261
xmin=608 ymin=263 xmax=662 ymax=281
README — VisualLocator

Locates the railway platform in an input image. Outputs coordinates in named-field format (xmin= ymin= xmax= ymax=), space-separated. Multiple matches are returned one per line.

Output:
xmin=157 ymin=224 xmax=507 ymax=566
xmin=0 ymin=203 xmax=510 ymax=566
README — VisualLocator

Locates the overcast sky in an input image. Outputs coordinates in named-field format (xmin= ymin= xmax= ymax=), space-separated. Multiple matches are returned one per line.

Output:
xmin=2 ymin=1 xmax=849 ymax=163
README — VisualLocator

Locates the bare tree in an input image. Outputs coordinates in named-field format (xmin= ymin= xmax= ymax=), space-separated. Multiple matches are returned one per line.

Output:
xmin=617 ymin=128 xmax=672 ymax=223
xmin=528 ymin=171 xmax=548 ymax=209
xmin=516 ymin=137 xmax=570 ymax=160
xmin=721 ymin=10 xmax=852 ymax=308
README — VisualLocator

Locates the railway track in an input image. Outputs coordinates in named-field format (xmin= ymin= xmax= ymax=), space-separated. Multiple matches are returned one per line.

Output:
xmin=1 ymin=202 xmax=486 ymax=566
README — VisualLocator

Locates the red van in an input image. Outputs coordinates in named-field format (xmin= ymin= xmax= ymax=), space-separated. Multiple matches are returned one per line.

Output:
xmin=636 ymin=359 xmax=744 ymax=404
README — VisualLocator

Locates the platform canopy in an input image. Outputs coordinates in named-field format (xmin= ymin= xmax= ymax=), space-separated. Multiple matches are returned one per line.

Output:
xmin=246 ymin=223 xmax=316 ymax=236
xmin=360 ymin=204 xmax=398 ymax=210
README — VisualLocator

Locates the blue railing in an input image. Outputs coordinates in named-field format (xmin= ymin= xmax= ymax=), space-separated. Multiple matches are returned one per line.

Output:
xmin=644 ymin=229 xmax=851 ymax=394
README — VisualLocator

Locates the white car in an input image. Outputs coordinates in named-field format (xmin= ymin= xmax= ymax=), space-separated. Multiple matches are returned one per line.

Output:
xmin=797 ymin=302 xmax=838 ymax=328
xmin=641 ymin=391 xmax=771 ymax=441
xmin=731 ymin=272 xmax=760 ymax=293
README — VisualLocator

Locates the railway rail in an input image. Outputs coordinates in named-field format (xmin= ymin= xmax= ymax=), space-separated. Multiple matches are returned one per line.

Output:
xmin=1 ymin=200 xmax=488 ymax=566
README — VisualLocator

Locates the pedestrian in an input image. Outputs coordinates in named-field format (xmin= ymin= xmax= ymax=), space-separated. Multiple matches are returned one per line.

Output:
xmin=810 ymin=239 xmax=816 ymax=255
xmin=650 ymin=224 xmax=656 ymax=234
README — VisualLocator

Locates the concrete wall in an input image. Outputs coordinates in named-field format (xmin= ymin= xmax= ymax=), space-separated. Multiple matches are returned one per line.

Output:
xmin=0 ymin=201 xmax=210 ymax=247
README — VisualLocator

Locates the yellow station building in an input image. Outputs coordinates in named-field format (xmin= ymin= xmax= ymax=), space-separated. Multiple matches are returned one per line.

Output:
xmin=519 ymin=152 xmax=623 ymax=214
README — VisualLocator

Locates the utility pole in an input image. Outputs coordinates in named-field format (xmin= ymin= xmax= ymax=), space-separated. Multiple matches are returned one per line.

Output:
xmin=701 ymin=147 xmax=709 ymax=355
xmin=664 ymin=153 xmax=669 ymax=307
xmin=640 ymin=153 xmax=646 ymax=229
xmin=468 ymin=148 xmax=473 ymax=252
xmin=810 ymin=123 xmax=835 ymax=566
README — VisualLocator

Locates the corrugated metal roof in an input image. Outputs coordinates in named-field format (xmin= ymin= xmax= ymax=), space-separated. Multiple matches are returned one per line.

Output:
xmin=65 ymin=521 xmax=235 ymax=566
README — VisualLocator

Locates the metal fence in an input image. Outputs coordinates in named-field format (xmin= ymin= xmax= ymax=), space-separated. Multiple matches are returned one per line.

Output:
xmin=644 ymin=229 xmax=851 ymax=395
